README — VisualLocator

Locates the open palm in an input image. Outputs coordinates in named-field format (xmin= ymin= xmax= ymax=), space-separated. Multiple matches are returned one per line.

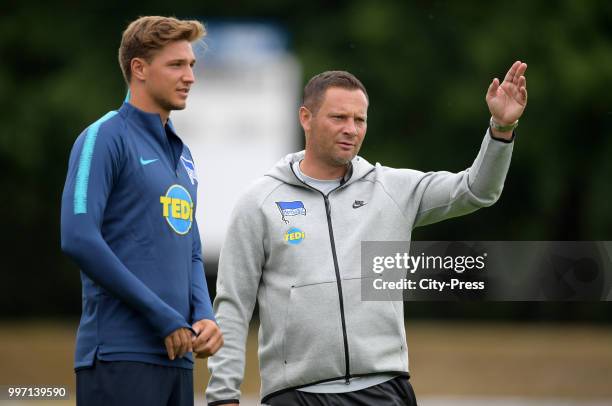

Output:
xmin=486 ymin=61 xmax=528 ymax=125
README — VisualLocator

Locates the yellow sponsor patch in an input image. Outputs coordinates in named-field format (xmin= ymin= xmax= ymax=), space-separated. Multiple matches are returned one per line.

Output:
xmin=160 ymin=184 xmax=193 ymax=234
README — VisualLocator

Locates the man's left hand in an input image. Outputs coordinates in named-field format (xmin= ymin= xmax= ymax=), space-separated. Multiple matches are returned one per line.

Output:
xmin=192 ymin=319 xmax=224 ymax=358
xmin=486 ymin=60 xmax=528 ymax=138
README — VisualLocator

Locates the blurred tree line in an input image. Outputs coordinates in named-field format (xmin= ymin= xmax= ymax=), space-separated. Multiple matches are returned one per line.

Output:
xmin=1 ymin=0 xmax=610 ymax=320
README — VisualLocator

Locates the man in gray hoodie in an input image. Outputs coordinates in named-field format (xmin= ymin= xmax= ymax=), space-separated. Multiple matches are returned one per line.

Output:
xmin=206 ymin=62 xmax=528 ymax=405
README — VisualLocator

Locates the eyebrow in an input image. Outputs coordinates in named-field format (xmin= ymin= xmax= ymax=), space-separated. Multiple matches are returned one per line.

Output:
xmin=167 ymin=58 xmax=196 ymax=64
xmin=328 ymin=111 xmax=367 ymax=118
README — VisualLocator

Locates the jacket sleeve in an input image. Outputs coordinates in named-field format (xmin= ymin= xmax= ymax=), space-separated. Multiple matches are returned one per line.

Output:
xmin=190 ymin=218 xmax=215 ymax=323
xmin=60 ymin=116 xmax=191 ymax=339
xmin=412 ymin=129 xmax=514 ymax=227
xmin=380 ymin=128 xmax=514 ymax=229
xmin=206 ymin=188 xmax=266 ymax=405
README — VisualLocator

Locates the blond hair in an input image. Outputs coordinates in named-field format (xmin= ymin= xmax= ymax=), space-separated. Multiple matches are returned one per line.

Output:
xmin=118 ymin=16 xmax=205 ymax=83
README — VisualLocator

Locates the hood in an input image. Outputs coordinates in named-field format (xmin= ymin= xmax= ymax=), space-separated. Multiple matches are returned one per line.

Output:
xmin=265 ymin=150 xmax=376 ymax=188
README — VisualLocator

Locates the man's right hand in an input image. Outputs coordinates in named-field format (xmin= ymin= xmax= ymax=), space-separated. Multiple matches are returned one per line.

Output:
xmin=164 ymin=327 xmax=193 ymax=360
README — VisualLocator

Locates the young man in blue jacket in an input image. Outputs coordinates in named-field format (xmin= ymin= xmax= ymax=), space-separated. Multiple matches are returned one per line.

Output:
xmin=61 ymin=16 xmax=222 ymax=406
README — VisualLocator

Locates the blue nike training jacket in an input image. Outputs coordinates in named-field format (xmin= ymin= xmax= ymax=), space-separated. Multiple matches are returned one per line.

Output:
xmin=61 ymin=102 xmax=214 ymax=370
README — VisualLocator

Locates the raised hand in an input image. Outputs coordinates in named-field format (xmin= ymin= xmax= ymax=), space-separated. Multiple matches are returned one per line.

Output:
xmin=486 ymin=60 xmax=528 ymax=126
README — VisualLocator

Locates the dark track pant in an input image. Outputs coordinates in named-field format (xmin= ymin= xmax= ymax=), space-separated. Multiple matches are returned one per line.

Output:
xmin=265 ymin=376 xmax=417 ymax=406
xmin=76 ymin=359 xmax=193 ymax=406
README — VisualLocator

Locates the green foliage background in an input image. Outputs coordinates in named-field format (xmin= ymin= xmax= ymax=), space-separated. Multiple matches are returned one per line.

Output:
xmin=1 ymin=1 xmax=610 ymax=319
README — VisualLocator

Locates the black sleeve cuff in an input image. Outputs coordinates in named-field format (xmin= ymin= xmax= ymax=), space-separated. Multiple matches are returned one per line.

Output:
xmin=208 ymin=400 xmax=240 ymax=406
xmin=488 ymin=125 xmax=516 ymax=143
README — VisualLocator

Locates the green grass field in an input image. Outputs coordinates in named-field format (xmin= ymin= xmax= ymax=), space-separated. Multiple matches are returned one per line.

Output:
xmin=1 ymin=321 xmax=611 ymax=404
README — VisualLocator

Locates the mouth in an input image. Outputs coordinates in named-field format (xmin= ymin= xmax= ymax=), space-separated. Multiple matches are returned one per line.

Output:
xmin=337 ymin=141 xmax=355 ymax=150
xmin=176 ymin=88 xmax=190 ymax=98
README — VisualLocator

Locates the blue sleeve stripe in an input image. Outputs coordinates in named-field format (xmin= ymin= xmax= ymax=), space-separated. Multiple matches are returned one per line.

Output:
xmin=73 ymin=111 xmax=118 ymax=214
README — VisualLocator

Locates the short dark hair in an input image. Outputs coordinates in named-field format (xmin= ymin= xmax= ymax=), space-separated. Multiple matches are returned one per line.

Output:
xmin=118 ymin=16 xmax=206 ymax=84
xmin=302 ymin=71 xmax=368 ymax=113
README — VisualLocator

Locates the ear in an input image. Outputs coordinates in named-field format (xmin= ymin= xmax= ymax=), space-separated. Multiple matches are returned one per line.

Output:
xmin=131 ymin=57 xmax=148 ymax=81
xmin=299 ymin=106 xmax=312 ymax=133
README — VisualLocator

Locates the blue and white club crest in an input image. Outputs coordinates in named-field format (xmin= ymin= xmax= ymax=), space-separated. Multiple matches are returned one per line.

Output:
xmin=275 ymin=201 xmax=306 ymax=224
xmin=180 ymin=156 xmax=198 ymax=185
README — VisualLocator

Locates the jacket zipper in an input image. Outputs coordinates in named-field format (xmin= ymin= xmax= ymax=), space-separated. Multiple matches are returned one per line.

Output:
xmin=161 ymin=122 xmax=181 ymax=178
xmin=323 ymin=195 xmax=351 ymax=384
xmin=289 ymin=164 xmax=351 ymax=383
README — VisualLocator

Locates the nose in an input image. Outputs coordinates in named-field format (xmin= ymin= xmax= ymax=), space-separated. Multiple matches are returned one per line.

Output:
xmin=344 ymin=118 xmax=358 ymax=137
xmin=183 ymin=65 xmax=195 ymax=84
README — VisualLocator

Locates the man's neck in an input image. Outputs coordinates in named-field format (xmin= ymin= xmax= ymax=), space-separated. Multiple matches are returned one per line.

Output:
xmin=128 ymin=86 xmax=170 ymax=125
xmin=299 ymin=156 xmax=347 ymax=180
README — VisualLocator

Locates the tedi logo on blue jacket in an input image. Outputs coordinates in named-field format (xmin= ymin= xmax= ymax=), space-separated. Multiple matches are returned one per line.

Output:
xmin=160 ymin=184 xmax=193 ymax=235
xmin=275 ymin=201 xmax=306 ymax=224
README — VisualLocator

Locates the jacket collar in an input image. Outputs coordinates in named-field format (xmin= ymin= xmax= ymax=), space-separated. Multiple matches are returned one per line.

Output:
xmin=118 ymin=102 xmax=179 ymax=143
xmin=266 ymin=151 xmax=375 ymax=189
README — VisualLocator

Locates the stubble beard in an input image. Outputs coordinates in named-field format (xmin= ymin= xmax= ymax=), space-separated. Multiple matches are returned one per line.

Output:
xmin=329 ymin=154 xmax=353 ymax=166
xmin=154 ymin=93 xmax=186 ymax=113
xmin=330 ymin=140 xmax=361 ymax=166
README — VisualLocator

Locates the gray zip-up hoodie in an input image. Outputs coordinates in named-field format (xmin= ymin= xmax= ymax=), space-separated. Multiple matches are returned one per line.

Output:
xmin=206 ymin=130 xmax=514 ymax=404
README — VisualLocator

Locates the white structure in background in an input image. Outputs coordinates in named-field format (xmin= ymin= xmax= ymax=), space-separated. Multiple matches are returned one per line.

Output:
xmin=172 ymin=22 xmax=301 ymax=267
